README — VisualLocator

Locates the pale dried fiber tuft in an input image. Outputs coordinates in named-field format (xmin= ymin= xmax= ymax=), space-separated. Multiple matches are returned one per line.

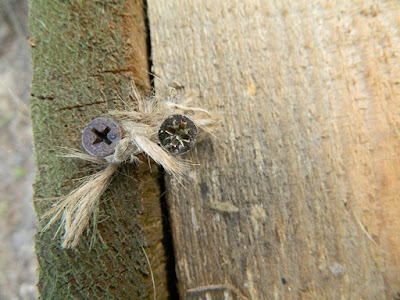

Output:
xmin=42 ymin=164 xmax=118 ymax=248
xmin=43 ymin=83 xmax=218 ymax=248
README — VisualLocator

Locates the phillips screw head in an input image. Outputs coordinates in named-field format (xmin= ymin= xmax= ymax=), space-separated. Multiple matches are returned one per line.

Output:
xmin=81 ymin=117 xmax=121 ymax=157
xmin=158 ymin=114 xmax=198 ymax=155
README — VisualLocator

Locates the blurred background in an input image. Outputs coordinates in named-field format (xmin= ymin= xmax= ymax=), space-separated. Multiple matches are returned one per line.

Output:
xmin=0 ymin=0 xmax=37 ymax=299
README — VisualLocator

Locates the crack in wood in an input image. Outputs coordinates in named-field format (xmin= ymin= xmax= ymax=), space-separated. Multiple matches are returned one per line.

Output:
xmin=101 ymin=68 xmax=134 ymax=74
xmin=31 ymin=93 xmax=55 ymax=101
xmin=56 ymin=100 xmax=116 ymax=111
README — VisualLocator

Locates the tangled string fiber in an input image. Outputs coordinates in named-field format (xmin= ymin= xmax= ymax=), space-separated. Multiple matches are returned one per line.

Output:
xmin=42 ymin=85 xmax=218 ymax=249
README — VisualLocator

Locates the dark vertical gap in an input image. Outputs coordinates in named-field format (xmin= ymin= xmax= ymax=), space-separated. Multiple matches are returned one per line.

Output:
xmin=158 ymin=166 xmax=179 ymax=299
xmin=143 ymin=1 xmax=179 ymax=298
xmin=143 ymin=0 xmax=154 ymax=86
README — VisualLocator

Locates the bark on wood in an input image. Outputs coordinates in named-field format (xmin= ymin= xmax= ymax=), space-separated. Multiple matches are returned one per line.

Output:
xmin=30 ymin=1 xmax=170 ymax=298
xmin=148 ymin=1 xmax=400 ymax=299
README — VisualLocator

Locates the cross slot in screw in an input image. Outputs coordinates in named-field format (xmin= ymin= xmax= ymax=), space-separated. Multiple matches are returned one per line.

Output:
xmin=82 ymin=118 xmax=122 ymax=157
xmin=92 ymin=127 xmax=112 ymax=145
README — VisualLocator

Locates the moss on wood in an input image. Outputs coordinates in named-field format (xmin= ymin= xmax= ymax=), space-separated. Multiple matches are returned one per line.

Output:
xmin=29 ymin=0 xmax=168 ymax=298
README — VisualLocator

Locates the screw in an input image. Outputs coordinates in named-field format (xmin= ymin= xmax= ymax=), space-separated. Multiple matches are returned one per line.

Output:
xmin=158 ymin=114 xmax=198 ymax=155
xmin=82 ymin=117 xmax=122 ymax=157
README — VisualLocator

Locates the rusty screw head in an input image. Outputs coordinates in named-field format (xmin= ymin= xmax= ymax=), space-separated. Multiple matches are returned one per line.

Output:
xmin=82 ymin=117 xmax=121 ymax=157
xmin=158 ymin=114 xmax=198 ymax=155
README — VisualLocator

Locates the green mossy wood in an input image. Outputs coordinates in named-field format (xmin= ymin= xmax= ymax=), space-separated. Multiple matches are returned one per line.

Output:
xmin=29 ymin=1 xmax=168 ymax=298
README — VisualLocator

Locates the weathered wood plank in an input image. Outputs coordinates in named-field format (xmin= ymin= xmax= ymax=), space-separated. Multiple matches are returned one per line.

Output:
xmin=149 ymin=0 xmax=400 ymax=298
xmin=30 ymin=0 xmax=170 ymax=298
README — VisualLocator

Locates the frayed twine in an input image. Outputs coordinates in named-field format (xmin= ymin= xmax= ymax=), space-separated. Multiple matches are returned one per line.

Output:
xmin=42 ymin=85 xmax=218 ymax=248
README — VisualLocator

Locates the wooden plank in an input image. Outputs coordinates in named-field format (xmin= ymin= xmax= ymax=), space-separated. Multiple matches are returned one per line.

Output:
xmin=30 ymin=0 xmax=171 ymax=298
xmin=148 ymin=0 xmax=400 ymax=298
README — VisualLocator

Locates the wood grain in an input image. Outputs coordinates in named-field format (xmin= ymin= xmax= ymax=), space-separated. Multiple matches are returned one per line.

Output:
xmin=148 ymin=0 xmax=400 ymax=299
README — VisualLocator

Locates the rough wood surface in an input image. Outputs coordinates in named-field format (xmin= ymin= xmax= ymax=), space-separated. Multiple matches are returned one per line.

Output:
xmin=149 ymin=0 xmax=400 ymax=299
xmin=30 ymin=1 xmax=170 ymax=298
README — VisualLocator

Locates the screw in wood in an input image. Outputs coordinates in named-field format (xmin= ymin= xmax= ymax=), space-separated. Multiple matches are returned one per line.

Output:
xmin=158 ymin=114 xmax=198 ymax=155
xmin=81 ymin=117 xmax=122 ymax=157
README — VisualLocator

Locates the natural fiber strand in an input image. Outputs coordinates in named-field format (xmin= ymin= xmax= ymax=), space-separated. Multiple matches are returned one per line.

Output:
xmin=42 ymin=164 xmax=118 ymax=248
xmin=43 ymin=84 xmax=218 ymax=248
xmin=142 ymin=246 xmax=156 ymax=300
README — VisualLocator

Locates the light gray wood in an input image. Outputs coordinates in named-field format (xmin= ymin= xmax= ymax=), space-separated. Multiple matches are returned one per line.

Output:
xmin=149 ymin=0 xmax=400 ymax=299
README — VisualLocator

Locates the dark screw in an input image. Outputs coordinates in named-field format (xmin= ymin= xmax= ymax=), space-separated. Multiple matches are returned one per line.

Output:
xmin=82 ymin=117 xmax=122 ymax=157
xmin=158 ymin=114 xmax=198 ymax=155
